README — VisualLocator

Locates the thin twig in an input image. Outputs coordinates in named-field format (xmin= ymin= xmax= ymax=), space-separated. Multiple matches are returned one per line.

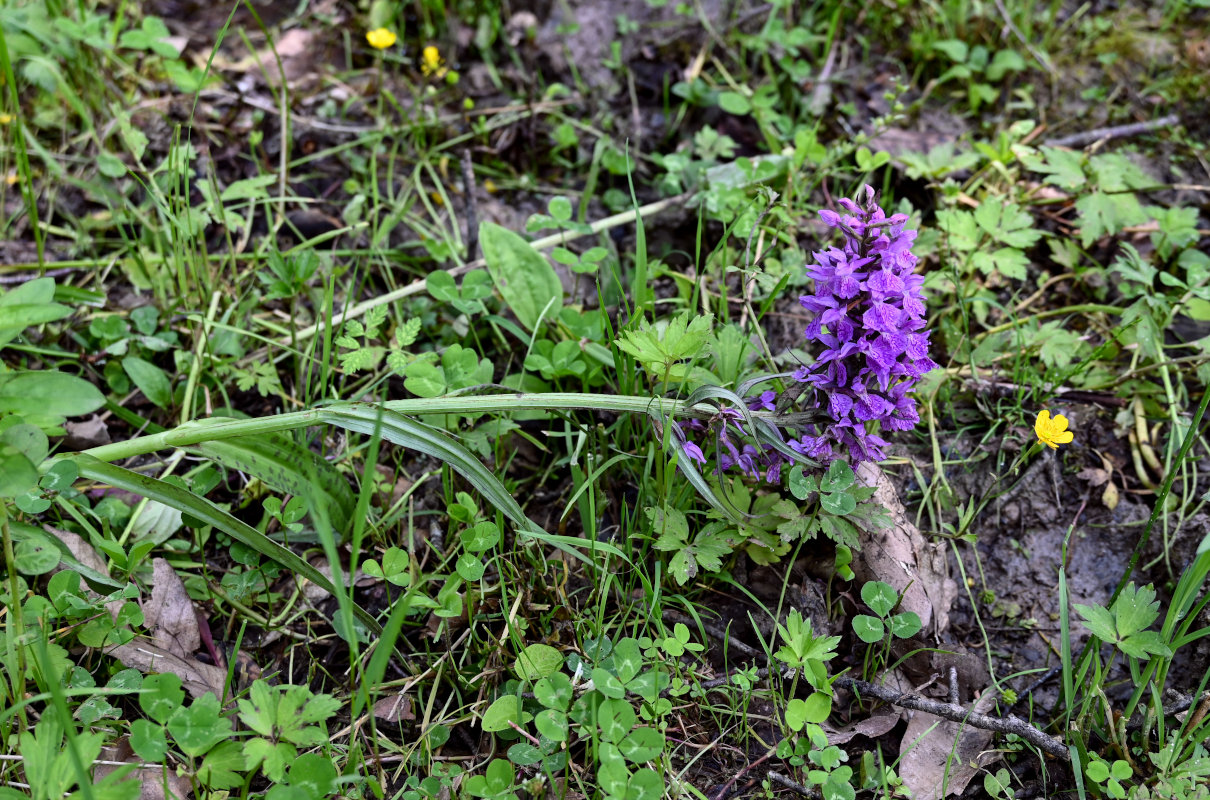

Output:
xmin=836 ymin=677 xmax=1069 ymax=760
xmin=710 ymin=746 xmax=776 ymax=800
xmin=768 ymin=770 xmax=820 ymax=798
xmin=1044 ymin=114 xmax=1181 ymax=149
xmin=0 ymin=266 xmax=78 ymax=284
xmin=461 ymin=149 xmax=479 ymax=263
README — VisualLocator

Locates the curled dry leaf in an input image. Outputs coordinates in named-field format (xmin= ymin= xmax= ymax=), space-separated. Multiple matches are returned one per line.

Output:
xmin=50 ymin=536 xmax=234 ymax=700
xmin=46 ymin=527 xmax=124 ymax=618
xmin=822 ymin=709 xmax=901 ymax=746
xmin=63 ymin=415 xmax=111 ymax=449
xmin=853 ymin=463 xmax=957 ymax=637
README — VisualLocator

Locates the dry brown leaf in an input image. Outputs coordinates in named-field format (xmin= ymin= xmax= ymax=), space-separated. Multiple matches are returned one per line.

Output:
xmin=45 ymin=526 xmax=124 ymax=619
xmin=897 ymin=691 xmax=999 ymax=800
xmin=299 ymin=557 xmax=375 ymax=605
xmin=107 ymin=641 xmax=228 ymax=700
xmin=144 ymin=558 xmax=200 ymax=660
xmin=854 ymin=463 xmax=957 ymax=637
xmin=47 ymin=539 xmax=227 ymax=700
xmin=373 ymin=693 xmax=415 ymax=723
xmin=49 ymin=526 xmax=110 ymax=577
xmin=63 ymin=415 xmax=111 ymax=449
xmin=1076 ymin=467 xmax=1110 ymax=487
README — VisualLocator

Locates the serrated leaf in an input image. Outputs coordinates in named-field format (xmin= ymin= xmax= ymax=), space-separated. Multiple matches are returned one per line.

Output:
xmin=1075 ymin=191 xmax=1148 ymax=247
xmin=1088 ymin=153 xmax=1153 ymax=192
xmin=1027 ymin=146 xmax=1086 ymax=190
xmin=1075 ymin=602 xmax=1117 ymax=643
xmin=395 ymin=317 xmax=421 ymax=347
xmin=971 ymin=247 xmax=1029 ymax=280
xmin=936 ymin=208 xmax=980 ymax=252
xmin=616 ymin=311 xmax=713 ymax=378
xmin=974 ymin=200 xmax=1042 ymax=249
xmin=1112 ymin=583 xmax=1161 ymax=638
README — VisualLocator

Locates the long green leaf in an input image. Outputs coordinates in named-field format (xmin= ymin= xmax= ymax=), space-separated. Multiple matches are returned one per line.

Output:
xmin=189 ymin=431 xmax=355 ymax=531
xmin=317 ymin=405 xmax=627 ymax=566
xmin=71 ymin=455 xmax=381 ymax=634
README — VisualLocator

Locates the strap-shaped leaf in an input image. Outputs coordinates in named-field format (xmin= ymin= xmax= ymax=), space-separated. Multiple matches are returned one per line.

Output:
xmin=320 ymin=404 xmax=535 ymax=531
xmin=317 ymin=404 xmax=628 ymax=567
xmin=71 ymin=455 xmax=381 ymax=634
xmin=189 ymin=431 xmax=354 ymax=531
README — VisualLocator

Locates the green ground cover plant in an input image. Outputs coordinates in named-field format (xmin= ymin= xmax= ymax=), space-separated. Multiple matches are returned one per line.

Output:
xmin=2 ymin=0 xmax=1210 ymax=798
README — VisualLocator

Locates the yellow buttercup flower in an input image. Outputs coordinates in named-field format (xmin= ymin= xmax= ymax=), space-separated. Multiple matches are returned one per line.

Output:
xmin=1035 ymin=410 xmax=1074 ymax=449
xmin=421 ymin=45 xmax=447 ymax=78
xmin=0 ymin=113 xmax=13 ymax=124
xmin=366 ymin=28 xmax=397 ymax=50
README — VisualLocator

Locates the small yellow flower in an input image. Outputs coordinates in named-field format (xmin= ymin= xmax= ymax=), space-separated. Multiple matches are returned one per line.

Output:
xmin=421 ymin=45 xmax=447 ymax=78
xmin=366 ymin=28 xmax=397 ymax=50
xmin=0 ymin=113 xmax=12 ymax=124
xmin=1035 ymin=410 xmax=1074 ymax=449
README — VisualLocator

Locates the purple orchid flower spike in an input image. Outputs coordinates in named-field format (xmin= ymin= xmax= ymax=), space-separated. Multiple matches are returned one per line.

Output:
xmin=674 ymin=186 xmax=936 ymax=481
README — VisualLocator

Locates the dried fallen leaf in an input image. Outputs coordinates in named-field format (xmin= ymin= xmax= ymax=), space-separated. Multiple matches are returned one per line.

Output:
xmin=46 ymin=526 xmax=124 ymax=616
xmin=373 ymin=693 xmax=415 ymax=723
xmin=61 ymin=553 xmax=234 ymax=701
xmin=822 ymin=709 xmax=901 ymax=745
xmin=106 ymin=642 xmax=228 ymax=701
xmin=897 ymin=691 xmax=999 ymax=800
xmin=144 ymin=558 xmax=200 ymax=659
xmin=854 ymin=463 xmax=957 ymax=637
xmin=1076 ymin=467 xmax=1110 ymax=487
xmin=63 ymin=415 xmax=111 ymax=449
